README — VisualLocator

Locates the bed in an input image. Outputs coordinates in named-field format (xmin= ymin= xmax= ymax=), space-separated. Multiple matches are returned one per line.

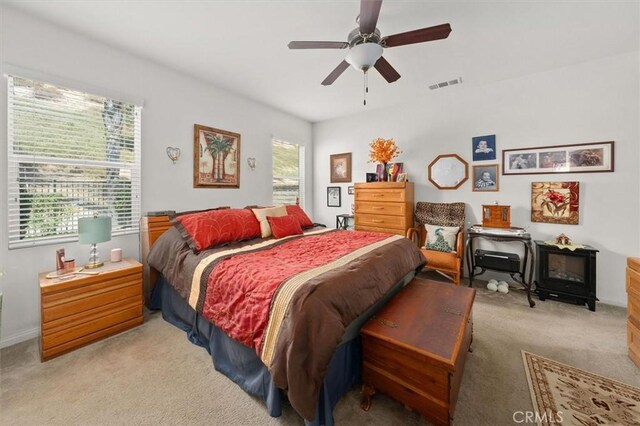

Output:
xmin=142 ymin=209 xmax=425 ymax=425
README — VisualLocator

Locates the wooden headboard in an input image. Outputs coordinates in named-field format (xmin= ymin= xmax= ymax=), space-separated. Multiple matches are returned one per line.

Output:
xmin=140 ymin=215 xmax=172 ymax=306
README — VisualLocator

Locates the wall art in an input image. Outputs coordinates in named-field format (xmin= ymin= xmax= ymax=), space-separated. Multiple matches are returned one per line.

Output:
xmin=330 ymin=152 xmax=352 ymax=183
xmin=503 ymin=141 xmax=613 ymax=175
xmin=472 ymin=135 xmax=496 ymax=161
xmin=194 ymin=124 xmax=240 ymax=188
xmin=327 ymin=186 xmax=341 ymax=207
xmin=531 ymin=181 xmax=579 ymax=225
xmin=472 ymin=164 xmax=499 ymax=192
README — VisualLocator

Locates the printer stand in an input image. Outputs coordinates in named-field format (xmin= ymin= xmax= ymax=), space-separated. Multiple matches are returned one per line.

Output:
xmin=465 ymin=225 xmax=535 ymax=308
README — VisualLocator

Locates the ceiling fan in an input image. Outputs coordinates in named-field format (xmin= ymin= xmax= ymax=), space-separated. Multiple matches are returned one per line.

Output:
xmin=288 ymin=0 xmax=452 ymax=103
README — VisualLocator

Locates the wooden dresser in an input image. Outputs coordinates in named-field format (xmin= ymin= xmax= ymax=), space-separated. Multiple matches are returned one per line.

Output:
xmin=39 ymin=258 xmax=143 ymax=361
xmin=627 ymin=257 xmax=640 ymax=367
xmin=354 ymin=182 xmax=414 ymax=236
xmin=361 ymin=278 xmax=475 ymax=425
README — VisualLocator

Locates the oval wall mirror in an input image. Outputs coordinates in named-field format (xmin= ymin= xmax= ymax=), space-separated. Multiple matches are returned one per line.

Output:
xmin=428 ymin=154 xmax=469 ymax=190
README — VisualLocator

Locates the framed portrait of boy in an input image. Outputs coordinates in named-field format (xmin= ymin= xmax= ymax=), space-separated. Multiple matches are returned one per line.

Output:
xmin=472 ymin=164 xmax=499 ymax=192
xmin=472 ymin=135 xmax=496 ymax=161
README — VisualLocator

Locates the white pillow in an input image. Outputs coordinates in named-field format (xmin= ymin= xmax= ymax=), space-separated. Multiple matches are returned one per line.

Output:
xmin=423 ymin=224 xmax=459 ymax=253
xmin=252 ymin=206 xmax=287 ymax=238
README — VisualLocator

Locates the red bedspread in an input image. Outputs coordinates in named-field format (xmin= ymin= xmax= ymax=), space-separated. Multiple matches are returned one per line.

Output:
xmin=201 ymin=230 xmax=389 ymax=353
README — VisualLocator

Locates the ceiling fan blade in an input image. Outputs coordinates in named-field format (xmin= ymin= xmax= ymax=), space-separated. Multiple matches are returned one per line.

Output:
xmin=321 ymin=60 xmax=350 ymax=86
xmin=374 ymin=57 xmax=401 ymax=83
xmin=288 ymin=41 xmax=349 ymax=49
xmin=359 ymin=0 xmax=383 ymax=34
xmin=383 ymin=23 xmax=452 ymax=48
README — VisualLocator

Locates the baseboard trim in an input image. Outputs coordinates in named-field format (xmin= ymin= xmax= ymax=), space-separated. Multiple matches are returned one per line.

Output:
xmin=0 ymin=327 xmax=39 ymax=349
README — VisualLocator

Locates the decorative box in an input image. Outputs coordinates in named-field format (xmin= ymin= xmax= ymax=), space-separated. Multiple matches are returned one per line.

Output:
xmin=482 ymin=204 xmax=511 ymax=228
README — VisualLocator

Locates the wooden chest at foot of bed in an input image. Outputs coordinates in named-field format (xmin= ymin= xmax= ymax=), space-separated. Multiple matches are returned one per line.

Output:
xmin=360 ymin=278 xmax=475 ymax=426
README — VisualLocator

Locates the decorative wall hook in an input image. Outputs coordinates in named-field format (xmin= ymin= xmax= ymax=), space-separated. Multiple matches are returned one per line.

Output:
xmin=166 ymin=147 xmax=181 ymax=164
xmin=247 ymin=157 xmax=256 ymax=171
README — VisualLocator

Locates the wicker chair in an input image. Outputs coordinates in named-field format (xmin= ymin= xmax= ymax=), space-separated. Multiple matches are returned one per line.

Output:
xmin=407 ymin=202 xmax=466 ymax=285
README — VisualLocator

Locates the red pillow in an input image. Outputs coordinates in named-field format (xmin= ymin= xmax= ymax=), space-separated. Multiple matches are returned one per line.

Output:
xmin=267 ymin=215 xmax=303 ymax=239
xmin=172 ymin=208 xmax=261 ymax=252
xmin=285 ymin=205 xmax=313 ymax=228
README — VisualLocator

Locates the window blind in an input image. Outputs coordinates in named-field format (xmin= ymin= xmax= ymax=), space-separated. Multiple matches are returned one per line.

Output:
xmin=7 ymin=75 xmax=142 ymax=249
xmin=272 ymin=139 xmax=305 ymax=209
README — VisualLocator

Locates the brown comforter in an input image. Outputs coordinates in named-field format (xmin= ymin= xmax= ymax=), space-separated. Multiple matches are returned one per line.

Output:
xmin=148 ymin=226 xmax=425 ymax=420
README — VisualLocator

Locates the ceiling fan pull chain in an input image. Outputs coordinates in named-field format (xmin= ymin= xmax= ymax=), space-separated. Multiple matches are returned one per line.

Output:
xmin=363 ymin=71 xmax=368 ymax=106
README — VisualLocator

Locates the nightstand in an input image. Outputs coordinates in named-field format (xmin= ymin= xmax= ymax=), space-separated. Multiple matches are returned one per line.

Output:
xmin=39 ymin=258 xmax=143 ymax=362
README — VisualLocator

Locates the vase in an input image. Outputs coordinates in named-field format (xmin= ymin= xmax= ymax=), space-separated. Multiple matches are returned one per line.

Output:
xmin=381 ymin=163 xmax=388 ymax=182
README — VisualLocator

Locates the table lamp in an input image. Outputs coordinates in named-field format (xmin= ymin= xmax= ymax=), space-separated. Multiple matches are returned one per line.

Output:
xmin=78 ymin=216 xmax=112 ymax=269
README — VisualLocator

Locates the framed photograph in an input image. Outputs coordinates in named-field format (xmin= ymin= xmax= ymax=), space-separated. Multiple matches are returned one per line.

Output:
xmin=531 ymin=182 xmax=579 ymax=225
xmin=387 ymin=162 xmax=404 ymax=182
xmin=472 ymin=165 xmax=499 ymax=192
xmin=327 ymin=186 xmax=341 ymax=207
xmin=194 ymin=124 xmax=240 ymax=188
xmin=366 ymin=172 xmax=378 ymax=182
xmin=472 ymin=135 xmax=496 ymax=161
xmin=347 ymin=186 xmax=355 ymax=195
xmin=330 ymin=153 xmax=352 ymax=183
xmin=396 ymin=173 xmax=408 ymax=182
xmin=503 ymin=141 xmax=614 ymax=175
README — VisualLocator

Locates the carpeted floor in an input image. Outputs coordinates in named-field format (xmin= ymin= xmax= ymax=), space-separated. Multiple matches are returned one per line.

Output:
xmin=2 ymin=275 xmax=638 ymax=425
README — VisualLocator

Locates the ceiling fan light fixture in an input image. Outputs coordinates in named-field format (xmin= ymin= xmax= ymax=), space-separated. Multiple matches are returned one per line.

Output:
xmin=345 ymin=42 xmax=383 ymax=71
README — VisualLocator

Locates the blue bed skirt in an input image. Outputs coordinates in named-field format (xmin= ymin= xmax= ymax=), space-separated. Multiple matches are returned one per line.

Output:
xmin=150 ymin=276 xmax=364 ymax=426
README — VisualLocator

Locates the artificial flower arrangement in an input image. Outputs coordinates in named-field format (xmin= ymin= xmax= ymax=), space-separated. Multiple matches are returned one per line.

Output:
xmin=368 ymin=138 xmax=401 ymax=164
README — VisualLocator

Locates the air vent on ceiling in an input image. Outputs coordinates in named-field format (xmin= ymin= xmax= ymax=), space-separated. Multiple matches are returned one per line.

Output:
xmin=429 ymin=77 xmax=463 ymax=90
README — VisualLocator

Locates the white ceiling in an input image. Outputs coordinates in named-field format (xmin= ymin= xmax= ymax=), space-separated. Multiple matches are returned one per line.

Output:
xmin=5 ymin=1 xmax=639 ymax=123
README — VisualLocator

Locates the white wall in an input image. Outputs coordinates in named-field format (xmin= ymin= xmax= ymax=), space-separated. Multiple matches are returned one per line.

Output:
xmin=313 ymin=51 xmax=639 ymax=307
xmin=0 ymin=6 xmax=312 ymax=347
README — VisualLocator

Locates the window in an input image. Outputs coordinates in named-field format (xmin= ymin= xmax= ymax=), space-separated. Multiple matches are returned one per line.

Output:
xmin=7 ymin=75 xmax=142 ymax=248
xmin=272 ymin=139 xmax=304 ymax=208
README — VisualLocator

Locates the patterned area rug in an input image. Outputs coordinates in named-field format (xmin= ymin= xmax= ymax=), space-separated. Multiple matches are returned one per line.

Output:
xmin=522 ymin=351 xmax=640 ymax=425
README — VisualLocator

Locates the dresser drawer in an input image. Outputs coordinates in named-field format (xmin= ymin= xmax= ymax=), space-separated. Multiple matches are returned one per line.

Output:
xmin=629 ymin=319 xmax=640 ymax=366
xmin=42 ymin=280 xmax=141 ymax=323
xmin=355 ymin=225 xmax=407 ymax=236
xmin=356 ymin=213 xmax=406 ymax=230
xmin=627 ymin=266 xmax=640 ymax=299
xmin=355 ymin=201 xmax=406 ymax=216
xmin=356 ymin=189 xmax=406 ymax=203
xmin=629 ymin=292 xmax=640 ymax=330
xmin=42 ymin=299 xmax=141 ymax=348
xmin=362 ymin=362 xmax=450 ymax=426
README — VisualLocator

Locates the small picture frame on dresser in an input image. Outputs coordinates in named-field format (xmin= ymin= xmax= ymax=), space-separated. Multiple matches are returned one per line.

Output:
xmin=365 ymin=173 xmax=378 ymax=182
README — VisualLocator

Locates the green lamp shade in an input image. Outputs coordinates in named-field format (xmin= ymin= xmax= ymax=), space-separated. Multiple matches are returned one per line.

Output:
xmin=78 ymin=216 xmax=112 ymax=244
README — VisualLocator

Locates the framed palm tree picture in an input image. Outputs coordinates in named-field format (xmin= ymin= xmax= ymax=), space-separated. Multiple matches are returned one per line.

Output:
xmin=194 ymin=124 xmax=241 ymax=188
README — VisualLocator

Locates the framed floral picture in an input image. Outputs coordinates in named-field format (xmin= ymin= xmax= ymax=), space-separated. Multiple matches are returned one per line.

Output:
xmin=194 ymin=124 xmax=240 ymax=188
xmin=330 ymin=153 xmax=352 ymax=183
xmin=531 ymin=182 xmax=579 ymax=225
